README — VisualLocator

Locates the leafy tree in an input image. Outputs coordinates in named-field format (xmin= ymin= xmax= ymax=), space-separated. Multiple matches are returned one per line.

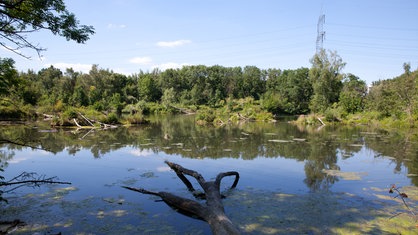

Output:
xmin=283 ymin=68 xmax=312 ymax=114
xmin=397 ymin=63 xmax=417 ymax=123
xmin=38 ymin=65 xmax=62 ymax=91
xmin=366 ymin=79 xmax=398 ymax=118
xmin=109 ymin=93 xmax=124 ymax=116
xmin=0 ymin=57 xmax=18 ymax=96
xmin=137 ymin=73 xmax=160 ymax=102
xmin=239 ymin=66 xmax=265 ymax=99
xmin=339 ymin=74 xmax=367 ymax=114
xmin=309 ymin=49 xmax=346 ymax=113
xmin=366 ymin=65 xmax=417 ymax=124
xmin=264 ymin=68 xmax=312 ymax=114
xmin=159 ymin=68 xmax=182 ymax=95
xmin=57 ymin=68 xmax=79 ymax=104
xmin=161 ymin=87 xmax=176 ymax=110
xmin=0 ymin=0 xmax=94 ymax=57
xmin=71 ymin=85 xmax=89 ymax=107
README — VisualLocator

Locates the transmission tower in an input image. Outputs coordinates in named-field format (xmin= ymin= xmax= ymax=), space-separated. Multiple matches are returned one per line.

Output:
xmin=316 ymin=14 xmax=325 ymax=54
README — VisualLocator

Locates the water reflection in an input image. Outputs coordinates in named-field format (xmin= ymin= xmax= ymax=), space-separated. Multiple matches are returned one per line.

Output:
xmin=1 ymin=115 xmax=418 ymax=190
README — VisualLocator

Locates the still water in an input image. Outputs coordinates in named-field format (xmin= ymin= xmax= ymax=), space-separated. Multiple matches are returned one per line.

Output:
xmin=1 ymin=115 xmax=417 ymax=234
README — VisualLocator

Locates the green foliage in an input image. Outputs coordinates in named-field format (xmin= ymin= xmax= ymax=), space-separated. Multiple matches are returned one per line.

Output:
xmin=62 ymin=107 xmax=78 ymax=119
xmin=0 ymin=100 xmax=26 ymax=119
xmin=365 ymin=66 xmax=418 ymax=127
xmin=196 ymin=108 xmax=216 ymax=125
xmin=264 ymin=67 xmax=312 ymax=114
xmin=195 ymin=97 xmax=274 ymax=125
xmin=109 ymin=93 xmax=124 ymax=116
xmin=0 ymin=0 xmax=95 ymax=57
xmin=342 ymin=112 xmax=381 ymax=126
xmin=71 ymin=85 xmax=89 ymax=107
xmin=123 ymin=113 xmax=147 ymax=125
xmin=261 ymin=91 xmax=286 ymax=114
xmin=161 ymin=88 xmax=176 ymax=111
xmin=324 ymin=105 xmax=345 ymax=122
xmin=1 ymin=53 xmax=417 ymax=129
xmin=0 ymin=57 xmax=18 ymax=96
xmin=100 ymin=112 xmax=120 ymax=125
xmin=137 ymin=73 xmax=160 ymax=102
xmin=309 ymin=49 xmax=345 ymax=113
xmin=339 ymin=74 xmax=367 ymax=114
xmin=292 ymin=114 xmax=323 ymax=126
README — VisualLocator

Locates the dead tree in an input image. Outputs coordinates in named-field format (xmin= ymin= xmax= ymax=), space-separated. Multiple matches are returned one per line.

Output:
xmin=123 ymin=160 xmax=241 ymax=235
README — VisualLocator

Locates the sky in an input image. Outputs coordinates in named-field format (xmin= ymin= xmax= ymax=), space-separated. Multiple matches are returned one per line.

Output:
xmin=2 ymin=0 xmax=418 ymax=85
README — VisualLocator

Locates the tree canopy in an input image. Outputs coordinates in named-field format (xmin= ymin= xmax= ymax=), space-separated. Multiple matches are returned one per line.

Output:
xmin=0 ymin=57 xmax=18 ymax=96
xmin=0 ymin=0 xmax=95 ymax=58
xmin=309 ymin=49 xmax=346 ymax=113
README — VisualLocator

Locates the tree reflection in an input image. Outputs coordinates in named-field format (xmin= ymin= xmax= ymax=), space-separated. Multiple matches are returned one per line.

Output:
xmin=1 ymin=115 xmax=417 ymax=191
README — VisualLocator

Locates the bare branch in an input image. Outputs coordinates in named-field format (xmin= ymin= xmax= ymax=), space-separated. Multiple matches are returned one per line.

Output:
xmin=124 ymin=161 xmax=241 ymax=234
xmin=215 ymin=171 xmax=240 ymax=189
xmin=0 ymin=171 xmax=71 ymax=194
xmin=165 ymin=160 xmax=206 ymax=186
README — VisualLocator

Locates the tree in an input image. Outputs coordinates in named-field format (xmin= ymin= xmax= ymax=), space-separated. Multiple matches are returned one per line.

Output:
xmin=263 ymin=68 xmax=312 ymax=114
xmin=366 ymin=79 xmax=397 ymax=118
xmin=366 ymin=66 xmax=417 ymax=123
xmin=161 ymin=87 xmax=176 ymax=110
xmin=137 ymin=73 xmax=160 ymax=102
xmin=239 ymin=66 xmax=265 ymax=99
xmin=339 ymin=74 xmax=367 ymax=114
xmin=0 ymin=57 xmax=18 ymax=96
xmin=309 ymin=49 xmax=346 ymax=113
xmin=0 ymin=0 xmax=95 ymax=58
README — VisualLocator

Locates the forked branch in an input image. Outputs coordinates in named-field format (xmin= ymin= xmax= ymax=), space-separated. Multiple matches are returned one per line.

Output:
xmin=124 ymin=161 xmax=241 ymax=235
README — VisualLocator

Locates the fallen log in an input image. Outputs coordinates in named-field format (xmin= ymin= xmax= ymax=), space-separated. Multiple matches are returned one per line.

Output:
xmin=123 ymin=160 xmax=240 ymax=235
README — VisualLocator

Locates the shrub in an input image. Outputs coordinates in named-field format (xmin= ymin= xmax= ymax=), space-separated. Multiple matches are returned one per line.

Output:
xmin=123 ymin=113 xmax=147 ymax=125
xmin=196 ymin=109 xmax=216 ymax=124
xmin=100 ymin=112 xmax=120 ymax=125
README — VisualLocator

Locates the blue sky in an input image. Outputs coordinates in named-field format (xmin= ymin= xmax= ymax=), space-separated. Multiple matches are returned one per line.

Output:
xmin=2 ymin=0 xmax=418 ymax=85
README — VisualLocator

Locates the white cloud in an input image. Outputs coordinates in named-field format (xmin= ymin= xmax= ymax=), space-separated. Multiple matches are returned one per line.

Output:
xmin=129 ymin=149 xmax=153 ymax=157
xmin=152 ymin=62 xmax=191 ymax=70
xmin=8 ymin=157 xmax=28 ymax=164
xmin=129 ymin=56 xmax=152 ymax=65
xmin=46 ymin=63 xmax=92 ymax=73
xmin=156 ymin=39 xmax=191 ymax=48
xmin=157 ymin=166 xmax=171 ymax=172
xmin=107 ymin=23 xmax=127 ymax=29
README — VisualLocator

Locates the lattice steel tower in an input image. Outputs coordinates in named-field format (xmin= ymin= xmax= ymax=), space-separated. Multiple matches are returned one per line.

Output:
xmin=316 ymin=14 xmax=325 ymax=53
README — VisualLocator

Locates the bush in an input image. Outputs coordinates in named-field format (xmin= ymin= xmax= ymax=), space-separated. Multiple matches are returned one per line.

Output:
xmin=292 ymin=114 xmax=323 ymax=126
xmin=123 ymin=113 xmax=147 ymax=125
xmin=62 ymin=107 xmax=78 ymax=119
xmin=100 ymin=112 xmax=120 ymax=125
xmin=196 ymin=109 xmax=216 ymax=124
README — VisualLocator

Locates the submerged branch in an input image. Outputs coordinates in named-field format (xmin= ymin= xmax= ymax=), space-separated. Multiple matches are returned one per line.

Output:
xmin=124 ymin=161 xmax=241 ymax=235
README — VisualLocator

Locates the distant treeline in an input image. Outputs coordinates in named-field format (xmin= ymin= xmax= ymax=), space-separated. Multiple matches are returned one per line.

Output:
xmin=1 ymin=50 xmax=417 ymax=127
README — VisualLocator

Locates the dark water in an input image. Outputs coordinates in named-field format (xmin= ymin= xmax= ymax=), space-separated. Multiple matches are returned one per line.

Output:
xmin=1 ymin=115 xmax=417 ymax=234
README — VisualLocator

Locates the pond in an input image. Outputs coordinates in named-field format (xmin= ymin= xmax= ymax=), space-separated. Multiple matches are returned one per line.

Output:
xmin=1 ymin=115 xmax=417 ymax=234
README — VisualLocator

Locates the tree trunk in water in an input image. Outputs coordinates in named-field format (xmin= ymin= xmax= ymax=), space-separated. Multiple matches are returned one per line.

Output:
xmin=123 ymin=161 xmax=240 ymax=235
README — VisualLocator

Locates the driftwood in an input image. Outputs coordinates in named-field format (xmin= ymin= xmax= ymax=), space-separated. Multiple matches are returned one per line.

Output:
xmin=73 ymin=112 xmax=117 ymax=129
xmin=123 ymin=161 xmax=241 ymax=235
